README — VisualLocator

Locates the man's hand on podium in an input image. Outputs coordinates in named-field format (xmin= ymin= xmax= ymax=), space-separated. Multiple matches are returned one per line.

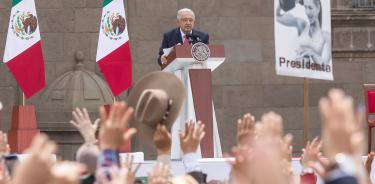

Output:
xmin=179 ymin=120 xmax=205 ymax=154
xmin=161 ymin=55 xmax=167 ymax=65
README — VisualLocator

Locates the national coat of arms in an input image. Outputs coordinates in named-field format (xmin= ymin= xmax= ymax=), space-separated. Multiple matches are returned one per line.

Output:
xmin=101 ymin=11 xmax=126 ymax=40
xmin=11 ymin=11 xmax=38 ymax=40
xmin=191 ymin=42 xmax=210 ymax=62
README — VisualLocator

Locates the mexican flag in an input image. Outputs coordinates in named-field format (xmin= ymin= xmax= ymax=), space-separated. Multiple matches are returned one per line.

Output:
xmin=96 ymin=0 xmax=132 ymax=96
xmin=3 ymin=0 xmax=45 ymax=98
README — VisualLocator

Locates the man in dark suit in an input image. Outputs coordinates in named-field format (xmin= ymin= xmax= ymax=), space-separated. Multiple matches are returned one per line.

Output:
xmin=157 ymin=8 xmax=209 ymax=67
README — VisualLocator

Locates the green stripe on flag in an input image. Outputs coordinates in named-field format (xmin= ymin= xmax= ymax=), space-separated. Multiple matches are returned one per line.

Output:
xmin=103 ymin=0 xmax=113 ymax=7
xmin=12 ymin=0 xmax=22 ymax=7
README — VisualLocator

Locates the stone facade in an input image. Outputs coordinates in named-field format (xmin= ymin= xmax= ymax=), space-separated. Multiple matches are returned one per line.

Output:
xmin=0 ymin=0 xmax=374 ymax=159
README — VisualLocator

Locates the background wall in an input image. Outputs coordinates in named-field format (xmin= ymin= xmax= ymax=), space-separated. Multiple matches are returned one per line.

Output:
xmin=0 ymin=0 xmax=374 ymax=159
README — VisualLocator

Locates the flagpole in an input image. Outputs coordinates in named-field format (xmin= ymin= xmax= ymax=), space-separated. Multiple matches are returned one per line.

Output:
xmin=22 ymin=92 xmax=25 ymax=106
xmin=0 ymin=102 xmax=2 ymax=130
xmin=303 ymin=78 xmax=310 ymax=145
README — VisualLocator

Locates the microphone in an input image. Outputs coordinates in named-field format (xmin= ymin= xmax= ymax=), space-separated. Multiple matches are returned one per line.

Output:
xmin=186 ymin=33 xmax=194 ymax=44
xmin=193 ymin=33 xmax=202 ymax=43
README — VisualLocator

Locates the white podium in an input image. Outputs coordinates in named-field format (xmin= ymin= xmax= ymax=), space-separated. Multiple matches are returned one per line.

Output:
xmin=162 ymin=45 xmax=225 ymax=159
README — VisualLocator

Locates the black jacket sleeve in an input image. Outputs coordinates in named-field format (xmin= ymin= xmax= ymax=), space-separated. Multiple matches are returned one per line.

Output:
xmin=157 ymin=32 xmax=169 ymax=67
xmin=188 ymin=171 xmax=207 ymax=184
xmin=325 ymin=176 xmax=358 ymax=184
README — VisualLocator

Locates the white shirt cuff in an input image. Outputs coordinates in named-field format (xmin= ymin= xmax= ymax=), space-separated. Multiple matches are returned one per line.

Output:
xmin=157 ymin=154 xmax=171 ymax=166
xmin=182 ymin=152 xmax=202 ymax=173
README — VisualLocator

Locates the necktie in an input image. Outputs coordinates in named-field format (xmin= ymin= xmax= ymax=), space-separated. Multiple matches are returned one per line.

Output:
xmin=183 ymin=35 xmax=189 ymax=45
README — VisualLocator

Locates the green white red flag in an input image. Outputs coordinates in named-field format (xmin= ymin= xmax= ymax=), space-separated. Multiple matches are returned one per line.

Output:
xmin=96 ymin=0 xmax=132 ymax=96
xmin=3 ymin=0 xmax=45 ymax=98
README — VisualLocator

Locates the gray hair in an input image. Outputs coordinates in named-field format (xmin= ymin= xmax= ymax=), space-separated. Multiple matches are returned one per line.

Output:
xmin=76 ymin=143 xmax=99 ymax=174
xmin=177 ymin=8 xmax=195 ymax=20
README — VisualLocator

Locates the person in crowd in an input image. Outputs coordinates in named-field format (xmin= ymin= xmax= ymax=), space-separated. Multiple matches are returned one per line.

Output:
xmin=10 ymin=133 xmax=84 ymax=184
xmin=153 ymin=124 xmax=172 ymax=166
xmin=157 ymin=8 xmax=209 ymax=66
xmin=314 ymin=89 xmax=368 ymax=184
xmin=227 ymin=111 xmax=293 ymax=184
xmin=179 ymin=120 xmax=207 ymax=184
xmin=225 ymin=89 xmax=370 ymax=184
xmin=70 ymin=108 xmax=100 ymax=184
xmin=0 ymin=131 xmax=10 ymax=184
xmin=300 ymin=137 xmax=321 ymax=184
xmin=1 ymin=88 xmax=373 ymax=184
xmin=365 ymin=152 xmax=374 ymax=178
xmin=94 ymin=102 xmax=138 ymax=184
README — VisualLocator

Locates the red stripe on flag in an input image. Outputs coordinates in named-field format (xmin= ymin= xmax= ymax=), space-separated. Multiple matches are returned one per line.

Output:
xmin=97 ymin=42 xmax=132 ymax=96
xmin=6 ymin=41 xmax=45 ymax=98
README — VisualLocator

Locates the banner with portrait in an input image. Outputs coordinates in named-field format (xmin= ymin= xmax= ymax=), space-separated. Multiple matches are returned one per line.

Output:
xmin=274 ymin=0 xmax=333 ymax=80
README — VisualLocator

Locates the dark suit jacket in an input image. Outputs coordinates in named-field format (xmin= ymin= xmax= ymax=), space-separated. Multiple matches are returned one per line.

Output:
xmin=325 ymin=176 xmax=358 ymax=184
xmin=157 ymin=27 xmax=209 ymax=66
xmin=188 ymin=171 xmax=207 ymax=184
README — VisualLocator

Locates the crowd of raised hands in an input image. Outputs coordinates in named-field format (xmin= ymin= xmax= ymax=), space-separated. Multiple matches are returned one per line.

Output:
xmin=0 ymin=88 xmax=372 ymax=184
xmin=228 ymin=89 xmax=372 ymax=184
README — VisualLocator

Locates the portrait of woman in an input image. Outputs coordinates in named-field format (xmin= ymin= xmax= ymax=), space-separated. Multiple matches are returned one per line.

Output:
xmin=276 ymin=0 xmax=331 ymax=65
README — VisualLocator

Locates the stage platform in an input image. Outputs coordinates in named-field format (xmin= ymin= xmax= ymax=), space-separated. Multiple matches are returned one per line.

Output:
xmin=130 ymin=155 xmax=375 ymax=184
xmin=132 ymin=157 xmax=326 ymax=183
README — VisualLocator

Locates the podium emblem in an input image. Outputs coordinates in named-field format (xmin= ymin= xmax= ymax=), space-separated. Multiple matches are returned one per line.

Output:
xmin=191 ymin=42 xmax=210 ymax=62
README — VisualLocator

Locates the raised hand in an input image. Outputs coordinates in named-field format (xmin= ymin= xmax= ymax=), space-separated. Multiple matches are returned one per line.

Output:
xmin=99 ymin=154 xmax=141 ymax=184
xmin=70 ymin=108 xmax=100 ymax=144
xmin=121 ymin=154 xmax=141 ymax=184
xmin=236 ymin=113 xmax=255 ymax=147
xmin=153 ymin=124 xmax=172 ymax=155
xmin=0 ymin=151 xmax=9 ymax=184
xmin=179 ymin=120 xmax=205 ymax=154
xmin=0 ymin=164 xmax=9 ymax=184
xmin=227 ymin=145 xmax=253 ymax=184
xmin=228 ymin=112 xmax=291 ymax=184
xmin=12 ymin=134 xmax=56 ymax=184
xmin=366 ymin=152 xmax=375 ymax=175
xmin=99 ymin=102 xmax=137 ymax=150
xmin=319 ymin=89 xmax=363 ymax=159
xmin=300 ymin=137 xmax=322 ymax=168
xmin=250 ymin=112 xmax=290 ymax=184
xmin=0 ymin=132 xmax=10 ymax=157
xmin=310 ymin=157 xmax=331 ymax=180
xmin=148 ymin=163 xmax=171 ymax=184
xmin=319 ymin=89 xmax=369 ymax=184
xmin=50 ymin=161 xmax=85 ymax=184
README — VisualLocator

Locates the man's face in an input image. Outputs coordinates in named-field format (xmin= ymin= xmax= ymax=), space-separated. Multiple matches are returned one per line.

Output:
xmin=177 ymin=11 xmax=195 ymax=33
